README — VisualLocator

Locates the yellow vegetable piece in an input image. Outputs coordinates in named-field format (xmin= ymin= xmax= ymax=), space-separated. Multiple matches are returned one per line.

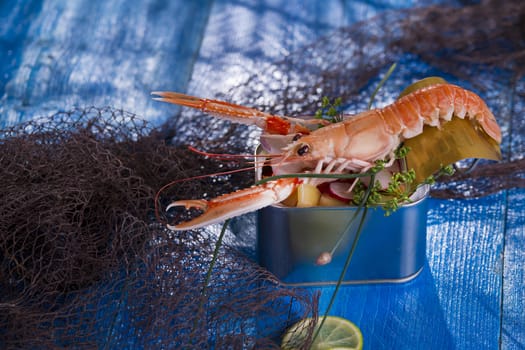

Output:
xmin=296 ymin=183 xmax=321 ymax=207
xmin=319 ymin=193 xmax=348 ymax=207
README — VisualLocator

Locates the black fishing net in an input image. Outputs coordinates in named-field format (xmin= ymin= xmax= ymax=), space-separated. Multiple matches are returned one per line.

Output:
xmin=2 ymin=0 xmax=525 ymax=349
xmin=0 ymin=108 xmax=316 ymax=349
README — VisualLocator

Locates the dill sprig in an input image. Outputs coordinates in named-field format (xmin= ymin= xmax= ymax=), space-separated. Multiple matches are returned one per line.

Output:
xmin=424 ymin=164 xmax=455 ymax=185
xmin=314 ymin=96 xmax=343 ymax=124
xmin=350 ymin=145 xmax=417 ymax=215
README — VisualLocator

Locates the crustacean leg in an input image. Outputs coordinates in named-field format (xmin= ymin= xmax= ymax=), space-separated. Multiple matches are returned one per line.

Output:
xmin=165 ymin=177 xmax=300 ymax=231
xmin=300 ymin=158 xmax=370 ymax=187
xmin=151 ymin=91 xmax=324 ymax=135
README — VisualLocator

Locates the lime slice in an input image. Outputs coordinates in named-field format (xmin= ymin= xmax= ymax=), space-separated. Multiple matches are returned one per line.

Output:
xmin=281 ymin=316 xmax=363 ymax=350
xmin=397 ymin=76 xmax=447 ymax=98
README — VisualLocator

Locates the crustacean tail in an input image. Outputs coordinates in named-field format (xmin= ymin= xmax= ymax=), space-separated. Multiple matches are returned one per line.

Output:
xmin=380 ymin=83 xmax=502 ymax=143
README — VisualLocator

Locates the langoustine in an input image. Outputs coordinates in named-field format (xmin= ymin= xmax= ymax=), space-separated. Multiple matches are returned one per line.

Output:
xmin=153 ymin=82 xmax=502 ymax=230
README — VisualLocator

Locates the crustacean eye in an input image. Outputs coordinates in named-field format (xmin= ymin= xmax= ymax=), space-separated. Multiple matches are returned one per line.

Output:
xmin=292 ymin=133 xmax=303 ymax=141
xmin=296 ymin=143 xmax=310 ymax=156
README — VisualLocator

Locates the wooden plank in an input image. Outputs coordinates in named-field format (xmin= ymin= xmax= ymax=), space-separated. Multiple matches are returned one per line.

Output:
xmin=426 ymin=195 xmax=505 ymax=349
xmin=187 ymin=0 xmax=348 ymax=98
xmin=501 ymin=77 xmax=525 ymax=349
xmin=502 ymin=189 xmax=525 ymax=350
xmin=186 ymin=0 xmax=417 ymax=98
xmin=318 ymin=193 xmax=505 ymax=349
xmin=0 ymin=0 xmax=214 ymax=127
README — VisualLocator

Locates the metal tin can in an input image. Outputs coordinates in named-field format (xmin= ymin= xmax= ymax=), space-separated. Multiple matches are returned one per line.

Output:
xmin=256 ymin=185 xmax=429 ymax=286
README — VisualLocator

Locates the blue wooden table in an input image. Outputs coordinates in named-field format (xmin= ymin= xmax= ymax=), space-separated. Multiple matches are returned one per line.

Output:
xmin=1 ymin=1 xmax=523 ymax=349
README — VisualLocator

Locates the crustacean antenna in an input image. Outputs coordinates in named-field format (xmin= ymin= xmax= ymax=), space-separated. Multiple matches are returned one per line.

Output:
xmin=187 ymin=146 xmax=282 ymax=162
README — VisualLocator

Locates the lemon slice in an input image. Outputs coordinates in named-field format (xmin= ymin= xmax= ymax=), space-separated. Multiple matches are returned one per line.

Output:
xmin=281 ymin=316 xmax=363 ymax=350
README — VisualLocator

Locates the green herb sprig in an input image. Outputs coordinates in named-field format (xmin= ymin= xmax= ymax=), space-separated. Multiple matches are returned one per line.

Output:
xmin=381 ymin=168 xmax=417 ymax=215
xmin=350 ymin=145 xmax=417 ymax=215
xmin=424 ymin=164 xmax=455 ymax=185
xmin=314 ymin=96 xmax=343 ymax=124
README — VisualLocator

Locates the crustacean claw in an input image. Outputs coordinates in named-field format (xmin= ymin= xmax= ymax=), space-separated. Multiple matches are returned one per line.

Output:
xmin=166 ymin=199 xmax=208 ymax=211
xmin=151 ymin=91 xmax=311 ymax=135
xmin=165 ymin=178 xmax=300 ymax=231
